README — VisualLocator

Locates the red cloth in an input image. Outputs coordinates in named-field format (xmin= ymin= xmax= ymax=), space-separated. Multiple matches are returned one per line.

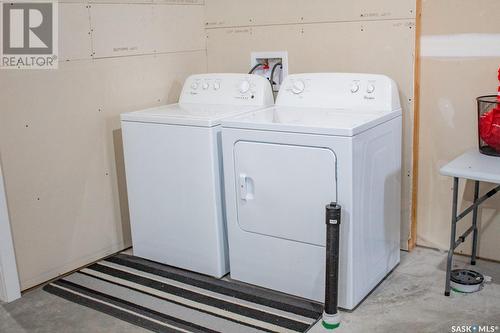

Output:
xmin=480 ymin=107 xmax=500 ymax=151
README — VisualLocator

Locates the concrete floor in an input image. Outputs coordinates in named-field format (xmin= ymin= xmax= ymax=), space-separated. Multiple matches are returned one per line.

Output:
xmin=1 ymin=247 xmax=499 ymax=333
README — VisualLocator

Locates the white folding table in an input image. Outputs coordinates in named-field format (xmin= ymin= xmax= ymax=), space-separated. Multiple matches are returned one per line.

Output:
xmin=440 ymin=149 xmax=500 ymax=296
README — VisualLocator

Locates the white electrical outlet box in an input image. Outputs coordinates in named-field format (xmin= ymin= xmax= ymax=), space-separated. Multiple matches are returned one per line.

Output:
xmin=250 ymin=51 xmax=289 ymax=92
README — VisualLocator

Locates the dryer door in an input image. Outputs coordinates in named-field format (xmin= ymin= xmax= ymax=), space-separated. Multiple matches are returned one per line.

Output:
xmin=234 ymin=141 xmax=337 ymax=246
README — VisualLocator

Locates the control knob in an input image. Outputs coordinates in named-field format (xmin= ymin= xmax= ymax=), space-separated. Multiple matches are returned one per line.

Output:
xmin=367 ymin=84 xmax=375 ymax=94
xmin=292 ymin=80 xmax=306 ymax=94
xmin=239 ymin=80 xmax=251 ymax=94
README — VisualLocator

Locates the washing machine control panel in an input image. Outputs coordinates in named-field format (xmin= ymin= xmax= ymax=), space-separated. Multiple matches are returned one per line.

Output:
xmin=180 ymin=74 xmax=274 ymax=106
xmin=277 ymin=73 xmax=401 ymax=111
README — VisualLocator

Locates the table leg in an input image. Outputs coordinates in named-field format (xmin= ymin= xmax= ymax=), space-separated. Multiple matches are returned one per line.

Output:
xmin=471 ymin=181 xmax=480 ymax=265
xmin=445 ymin=177 xmax=459 ymax=296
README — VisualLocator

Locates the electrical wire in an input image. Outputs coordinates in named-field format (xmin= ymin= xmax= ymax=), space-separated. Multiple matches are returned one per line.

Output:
xmin=270 ymin=62 xmax=283 ymax=92
xmin=248 ymin=63 xmax=264 ymax=74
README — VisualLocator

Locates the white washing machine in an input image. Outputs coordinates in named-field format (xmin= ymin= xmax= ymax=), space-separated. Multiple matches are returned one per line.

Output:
xmin=121 ymin=74 xmax=274 ymax=278
xmin=221 ymin=73 xmax=402 ymax=309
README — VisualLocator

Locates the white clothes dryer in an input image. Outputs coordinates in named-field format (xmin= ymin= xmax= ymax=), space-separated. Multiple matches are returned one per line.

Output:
xmin=221 ymin=73 xmax=402 ymax=309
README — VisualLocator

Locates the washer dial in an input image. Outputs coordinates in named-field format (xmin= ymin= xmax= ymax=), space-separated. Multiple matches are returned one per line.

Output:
xmin=239 ymin=80 xmax=251 ymax=94
xmin=292 ymin=80 xmax=306 ymax=94
xmin=350 ymin=82 xmax=360 ymax=93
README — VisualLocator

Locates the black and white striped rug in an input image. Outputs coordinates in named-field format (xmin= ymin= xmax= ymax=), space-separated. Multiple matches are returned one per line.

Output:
xmin=43 ymin=254 xmax=323 ymax=332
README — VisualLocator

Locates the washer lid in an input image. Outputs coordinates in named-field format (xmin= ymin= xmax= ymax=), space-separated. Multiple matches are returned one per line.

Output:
xmin=221 ymin=106 xmax=402 ymax=136
xmin=120 ymin=103 xmax=262 ymax=127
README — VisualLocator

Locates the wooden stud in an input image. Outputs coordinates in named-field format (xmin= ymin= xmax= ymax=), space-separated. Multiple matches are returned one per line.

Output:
xmin=409 ymin=0 xmax=422 ymax=251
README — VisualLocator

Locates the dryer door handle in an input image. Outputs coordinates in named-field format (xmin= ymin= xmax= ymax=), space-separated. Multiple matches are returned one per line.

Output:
xmin=239 ymin=174 xmax=254 ymax=201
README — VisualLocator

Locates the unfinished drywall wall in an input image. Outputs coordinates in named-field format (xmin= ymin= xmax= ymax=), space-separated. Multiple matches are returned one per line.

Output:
xmin=205 ymin=0 xmax=417 ymax=249
xmin=0 ymin=0 xmax=206 ymax=290
xmin=417 ymin=0 xmax=500 ymax=260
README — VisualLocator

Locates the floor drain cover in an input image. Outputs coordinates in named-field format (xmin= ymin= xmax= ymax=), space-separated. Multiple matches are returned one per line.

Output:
xmin=450 ymin=269 xmax=484 ymax=293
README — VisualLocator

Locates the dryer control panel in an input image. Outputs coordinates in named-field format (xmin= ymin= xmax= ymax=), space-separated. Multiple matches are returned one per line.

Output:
xmin=277 ymin=73 xmax=401 ymax=112
xmin=180 ymin=74 xmax=274 ymax=107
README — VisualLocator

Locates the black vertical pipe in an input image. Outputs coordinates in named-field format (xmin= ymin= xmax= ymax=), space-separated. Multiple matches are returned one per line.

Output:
xmin=324 ymin=202 xmax=341 ymax=316
xmin=471 ymin=180 xmax=480 ymax=265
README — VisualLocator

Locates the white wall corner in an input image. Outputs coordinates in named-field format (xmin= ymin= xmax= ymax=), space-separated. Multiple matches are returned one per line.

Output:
xmin=0 ymin=159 xmax=21 ymax=303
